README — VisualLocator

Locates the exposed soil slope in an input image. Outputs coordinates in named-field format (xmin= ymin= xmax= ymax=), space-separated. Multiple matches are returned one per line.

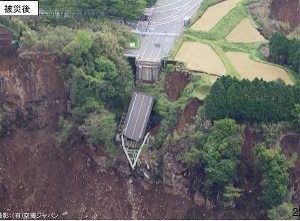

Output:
xmin=270 ymin=0 xmax=300 ymax=29
xmin=165 ymin=71 xmax=190 ymax=101
xmin=177 ymin=98 xmax=203 ymax=133
xmin=0 ymin=27 xmax=17 ymax=56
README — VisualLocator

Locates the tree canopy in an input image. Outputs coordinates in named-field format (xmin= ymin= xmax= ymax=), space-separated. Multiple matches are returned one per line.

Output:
xmin=205 ymin=76 xmax=300 ymax=122
xmin=184 ymin=118 xmax=243 ymax=199
xmin=253 ymin=144 xmax=291 ymax=208
xmin=270 ymin=33 xmax=300 ymax=74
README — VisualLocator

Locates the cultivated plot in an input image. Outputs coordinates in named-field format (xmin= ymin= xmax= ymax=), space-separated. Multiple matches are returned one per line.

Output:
xmin=226 ymin=18 xmax=265 ymax=43
xmin=175 ymin=42 xmax=226 ymax=75
xmin=225 ymin=51 xmax=293 ymax=84
xmin=191 ymin=0 xmax=242 ymax=32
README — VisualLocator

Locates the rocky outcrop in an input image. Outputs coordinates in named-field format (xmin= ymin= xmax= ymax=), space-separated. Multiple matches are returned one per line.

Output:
xmin=163 ymin=152 xmax=189 ymax=196
xmin=0 ymin=53 xmax=67 ymax=131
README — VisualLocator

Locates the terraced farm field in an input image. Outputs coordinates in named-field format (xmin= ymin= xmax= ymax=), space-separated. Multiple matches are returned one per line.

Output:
xmin=175 ymin=42 xmax=226 ymax=75
xmin=225 ymin=51 xmax=293 ymax=84
xmin=191 ymin=0 xmax=242 ymax=31
xmin=226 ymin=18 xmax=265 ymax=43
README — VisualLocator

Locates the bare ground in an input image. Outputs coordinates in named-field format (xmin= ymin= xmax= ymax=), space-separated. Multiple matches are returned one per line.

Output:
xmin=177 ymin=98 xmax=203 ymax=134
xmin=165 ymin=71 xmax=190 ymax=101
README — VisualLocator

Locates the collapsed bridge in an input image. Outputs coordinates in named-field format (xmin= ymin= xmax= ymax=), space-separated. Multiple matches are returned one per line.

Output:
xmin=117 ymin=92 xmax=154 ymax=170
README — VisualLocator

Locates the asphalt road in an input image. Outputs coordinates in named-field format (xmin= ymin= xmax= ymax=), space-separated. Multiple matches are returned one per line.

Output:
xmin=137 ymin=0 xmax=202 ymax=63
xmin=124 ymin=93 xmax=153 ymax=142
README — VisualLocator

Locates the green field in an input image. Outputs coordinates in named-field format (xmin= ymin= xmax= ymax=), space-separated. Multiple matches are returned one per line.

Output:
xmin=170 ymin=0 xmax=297 ymax=99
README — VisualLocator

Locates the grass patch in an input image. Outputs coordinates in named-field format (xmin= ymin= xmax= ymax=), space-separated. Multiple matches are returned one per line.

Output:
xmin=190 ymin=74 xmax=213 ymax=100
xmin=194 ymin=85 xmax=211 ymax=100
xmin=126 ymin=34 xmax=141 ymax=49
xmin=172 ymin=0 xmax=296 ymax=84
xmin=169 ymin=35 xmax=185 ymax=59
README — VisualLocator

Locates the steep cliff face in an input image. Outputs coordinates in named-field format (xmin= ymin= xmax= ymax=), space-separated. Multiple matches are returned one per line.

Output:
xmin=0 ymin=54 xmax=67 ymax=129
xmin=270 ymin=0 xmax=300 ymax=29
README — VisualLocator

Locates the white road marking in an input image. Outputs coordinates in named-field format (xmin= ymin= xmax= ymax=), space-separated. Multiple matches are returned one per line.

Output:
xmin=124 ymin=93 xmax=137 ymax=133
xmin=131 ymin=95 xmax=145 ymax=139
xmin=137 ymin=0 xmax=202 ymax=62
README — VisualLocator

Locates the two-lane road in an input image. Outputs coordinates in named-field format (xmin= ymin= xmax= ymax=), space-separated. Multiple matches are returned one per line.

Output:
xmin=137 ymin=0 xmax=202 ymax=63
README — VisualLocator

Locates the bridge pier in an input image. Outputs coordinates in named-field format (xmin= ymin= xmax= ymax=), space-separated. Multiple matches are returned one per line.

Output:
xmin=135 ymin=60 xmax=161 ymax=82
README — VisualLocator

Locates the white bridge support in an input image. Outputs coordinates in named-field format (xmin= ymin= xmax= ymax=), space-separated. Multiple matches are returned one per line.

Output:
xmin=136 ymin=60 xmax=161 ymax=82
xmin=121 ymin=133 xmax=150 ymax=170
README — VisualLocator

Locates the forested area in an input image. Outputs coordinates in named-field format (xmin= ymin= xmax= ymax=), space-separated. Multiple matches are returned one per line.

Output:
xmin=0 ymin=7 xmax=136 ymax=152
xmin=205 ymin=76 xmax=300 ymax=122
xmin=39 ymin=0 xmax=157 ymax=20
xmin=183 ymin=118 xmax=243 ymax=201
xmin=269 ymin=33 xmax=300 ymax=74
xmin=182 ymin=114 xmax=293 ymax=213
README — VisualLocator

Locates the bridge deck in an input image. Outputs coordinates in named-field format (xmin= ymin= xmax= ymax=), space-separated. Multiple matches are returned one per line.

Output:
xmin=123 ymin=93 xmax=153 ymax=142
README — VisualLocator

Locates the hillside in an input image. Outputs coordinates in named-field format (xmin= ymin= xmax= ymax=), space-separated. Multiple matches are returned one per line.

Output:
xmin=1 ymin=0 xmax=300 ymax=219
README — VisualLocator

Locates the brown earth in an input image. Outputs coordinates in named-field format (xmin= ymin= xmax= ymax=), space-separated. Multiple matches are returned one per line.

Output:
xmin=270 ymin=0 xmax=300 ymax=29
xmin=150 ymin=122 xmax=161 ymax=136
xmin=0 ymin=27 xmax=17 ymax=56
xmin=165 ymin=71 xmax=190 ymax=101
xmin=176 ymin=98 xmax=203 ymax=134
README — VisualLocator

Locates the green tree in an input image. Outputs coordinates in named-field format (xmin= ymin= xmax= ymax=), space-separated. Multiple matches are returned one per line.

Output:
xmin=80 ymin=112 xmax=117 ymax=149
xmin=205 ymin=79 xmax=228 ymax=120
xmin=269 ymin=33 xmax=289 ymax=65
xmin=268 ymin=202 xmax=297 ymax=220
xmin=205 ymin=76 xmax=297 ymax=123
xmin=202 ymin=118 xmax=242 ymax=198
xmin=253 ymin=144 xmax=292 ymax=208
xmin=292 ymin=104 xmax=300 ymax=130
xmin=269 ymin=32 xmax=300 ymax=73
xmin=63 ymin=30 xmax=92 ymax=65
